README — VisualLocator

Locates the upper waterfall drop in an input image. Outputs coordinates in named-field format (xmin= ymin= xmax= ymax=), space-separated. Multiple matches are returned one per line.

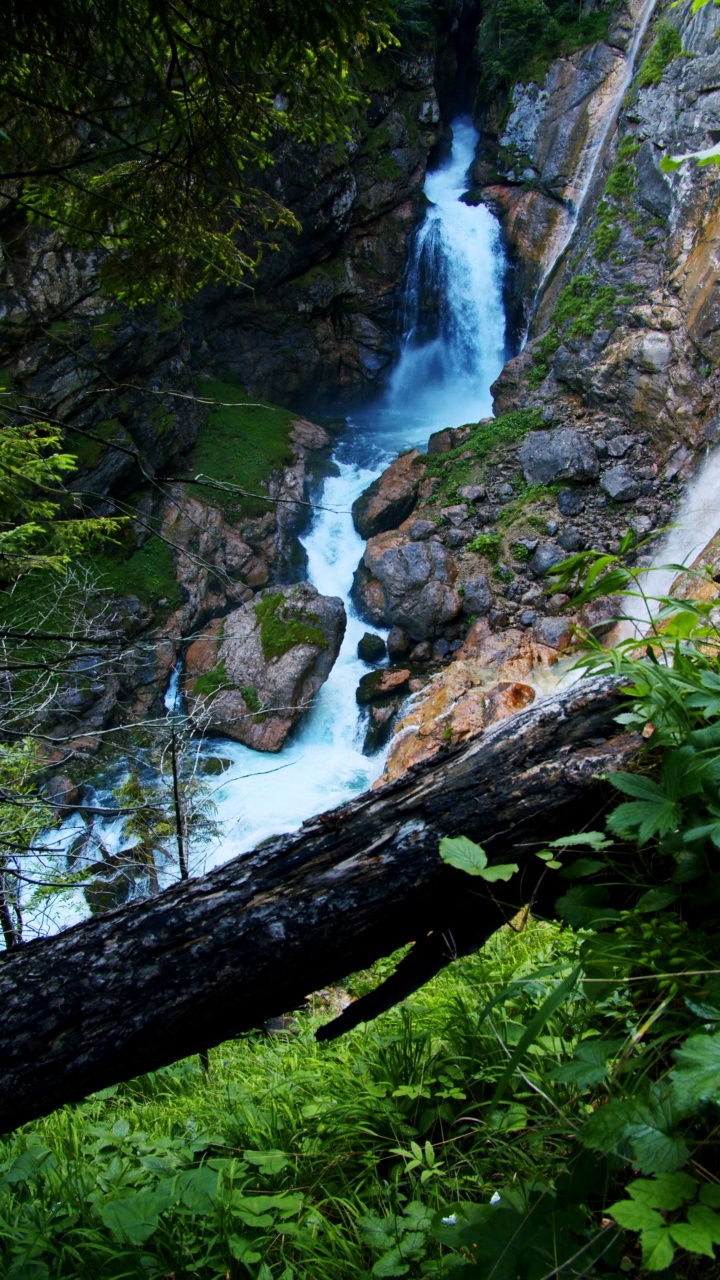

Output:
xmin=371 ymin=118 xmax=507 ymax=448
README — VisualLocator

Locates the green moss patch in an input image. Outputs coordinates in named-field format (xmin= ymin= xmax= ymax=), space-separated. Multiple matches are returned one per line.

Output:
xmin=192 ymin=377 xmax=296 ymax=519
xmin=423 ymin=409 xmax=544 ymax=504
xmin=553 ymin=275 xmax=617 ymax=338
xmin=637 ymin=20 xmax=683 ymax=89
xmin=90 ymin=537 xmax=182 ymax=611
xmin=71 ymin=419 xmax=132 ymax=472
xmin=255 ymin=591 xmax=328 ymax=661
xmin=193 ymin=659 xmax=232 ymax=701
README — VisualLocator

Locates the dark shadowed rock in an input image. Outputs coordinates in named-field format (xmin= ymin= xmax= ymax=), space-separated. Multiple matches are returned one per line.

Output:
xmin=635 ymin=140 xmax=671 ymax=222
xmin=356 ymin=668 xmax=411 ymax=706
xmin=461 ymin=574 xmax=492 ymax=617
xmin=600 ymin=466 xmax=640 ymax=502
xmin=558 ymin=526 xmax=585 ymax=551
xmin=519 ymin=430 xmax=599 ymax=485
xmin=351 ymin=450 xmax=420 ymax=539
xmin=185 ymin=583 xmax=345 ymax=751
xmin=387 ymin=625 xmax=411 ymax=657
xmin=557 ymin=489 xmax=585 ymax=517
xmin=357 ymin=632 xmax=387 ymax=664
xmin=531 ymin=543 xmax=567 ymax=577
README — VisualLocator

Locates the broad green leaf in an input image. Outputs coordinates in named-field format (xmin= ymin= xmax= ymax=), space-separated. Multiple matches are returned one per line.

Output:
xmin=686 ymin=1202 xmax=720 ymax=1243
xmin=641 ymin=1226 xmax=676 ymax=1271
xmin=627 ymin=1173 xmax=697 ymax=1210
xmin=176 ymin=1165 xmax=221 ymax=1214
xmin=439 ymin=836 xmax=487 ymax=875
xmin=546 ymin=831 xmax=610 ymax=850
xmin=243 ymin=1149 xmax=288 ymax=1174
xmin=479 ymin=862 xmax=518 ymax=882
xmin=668 ymin=1221 xmax=716 ymax=1257
xmin=556 ymin=885 xmax=620 ymax=930
xmin=636 ymin=888 xmax=677 ymax=912
xmin=553 ymin=1038 xmax=623 ymax=1089
xmin=99 ymin=1188 xmax=172 ymax=1244
xmin=228 ymin=1235 xmax=262 ymax=1264
xmin=2 ymin=1145 xmax=54 ymax=1185
xmin=112 ymin=1119 xmax=130 ymax=1139
xmin=700 ymin=1184 xmax=720 ymax=1207
xmin=672 ymin=1031 xmax=720 ymax=1107
xmin=559 ymin=857 xmax=604 ymax=878
xmin=372 ymin=1248 xmax=409 ymax=1277
xmin=608 ymin=1199 xmax=664 ymax=1232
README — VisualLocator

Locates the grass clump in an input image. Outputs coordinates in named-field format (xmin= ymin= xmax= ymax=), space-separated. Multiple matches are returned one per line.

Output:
xmin=192 ymin=377 xmax=296 ymax=520
xmin=528 ymin=330 xmax=561 ymax=388
xmin=468 ymin=531 xmax=501 ymax=562
xmin=553 ymin=274 xmax=617 ymax=338
xmin=254 ymin=591 xmax=327 ymax=661
xmin=637 ymin=19 xmax=683 ymax=88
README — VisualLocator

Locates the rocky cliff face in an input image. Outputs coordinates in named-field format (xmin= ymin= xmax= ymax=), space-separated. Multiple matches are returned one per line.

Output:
xmin=351 ymin=0 xmax=720 ymax=779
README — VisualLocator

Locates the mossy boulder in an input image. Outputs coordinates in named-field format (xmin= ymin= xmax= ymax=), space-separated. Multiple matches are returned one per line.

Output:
xmin=184 ymin=583 xmax=346 ymax=752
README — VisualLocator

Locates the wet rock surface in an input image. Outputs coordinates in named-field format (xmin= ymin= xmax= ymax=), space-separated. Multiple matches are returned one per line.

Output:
xmin=184 ymin=583 xmax=346 ymax=752
xmin=351 ymin=531 xmax=462 ymax=640
xmin=351 ymin=450 xmax=421 ymax=539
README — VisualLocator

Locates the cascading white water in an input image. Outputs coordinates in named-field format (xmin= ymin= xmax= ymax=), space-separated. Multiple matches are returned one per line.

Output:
xmin=200 ymin=117 xmax=508 ymax=869
xmin=20 ymin=117 xmax=508 ymax=939
xmin=617 ymin=445 xmax=720 ymax=635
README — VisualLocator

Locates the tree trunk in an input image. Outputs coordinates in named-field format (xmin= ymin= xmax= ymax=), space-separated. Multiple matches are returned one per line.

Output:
xmin=0 ymin=677 xmax=638 ymax=1133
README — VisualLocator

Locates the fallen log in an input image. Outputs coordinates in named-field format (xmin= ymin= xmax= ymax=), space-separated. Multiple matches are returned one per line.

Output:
xmin=0 ymin=676 xmax=638 ymax=1132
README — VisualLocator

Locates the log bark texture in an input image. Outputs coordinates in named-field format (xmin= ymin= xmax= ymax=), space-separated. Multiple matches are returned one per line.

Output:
xmin=0 ymin=677 xmax=638 ymax=1133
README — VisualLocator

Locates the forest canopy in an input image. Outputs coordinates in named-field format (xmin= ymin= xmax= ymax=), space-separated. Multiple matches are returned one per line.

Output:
xmin=0 ymin=0 xmax=398 ymax=303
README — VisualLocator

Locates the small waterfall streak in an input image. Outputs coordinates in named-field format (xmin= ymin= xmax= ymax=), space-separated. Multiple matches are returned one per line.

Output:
xmin=530 ymin=0 xmax=659 ymax=318
xmin=619 ymin=446 xmax=720 ymax=635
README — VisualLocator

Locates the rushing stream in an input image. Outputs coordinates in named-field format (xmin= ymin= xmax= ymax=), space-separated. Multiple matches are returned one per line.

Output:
xmin=202 ymin=118 xmax=508 ymax=868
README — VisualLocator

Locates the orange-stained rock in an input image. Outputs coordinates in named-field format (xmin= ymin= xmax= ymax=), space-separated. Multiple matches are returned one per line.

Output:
xmin=376 ymin=659 xmax=536 ymax=785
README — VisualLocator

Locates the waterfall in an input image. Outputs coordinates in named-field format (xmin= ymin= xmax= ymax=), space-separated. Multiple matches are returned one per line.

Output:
xmin=200 ymin=117 xmax=508 ymax=869
xmin=21 ymin=118 xmax=509 ymax=937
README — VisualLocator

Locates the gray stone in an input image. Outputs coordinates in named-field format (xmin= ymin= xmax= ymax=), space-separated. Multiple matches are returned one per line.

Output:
xmin=446 ymin=528 xmax=473 ymax=548
xmin=185 ymin=582 xmax=345 ymax=753
xmin=546 ymin=519 xmax=559 ymax=536
xmin=600 ymin=466 xmax=640 ymax=503
xmin=558 ymin=526 xmax=585 ymax=551
xmin=635 ymin=140 xmax=672 ymax=222
xmin=457 ymin=484 xmax=487 ymax=503
xmin=519 ymin=429 xmax=599 ymax=485
xmin=520 ymin=610 xmax=537 ymax=627
xmin=432 ymin=638 xmax=451 ymax=661
xmin=352 ymin=535 xmax=463 ymax=640
xmin=409 ymin=640 xmax=431 ymax=662
xmin=607 ymin=434 xmax=634 ymax=458
xmin=461 ymin=574 xmax=492 ymax=617
xmin=440 ymin=504 xmax=469 ymax=527
xmin=557 ymin=489 xmax=585 ymax=517
xmin=531 ymin=543 xmax=567 ymax=577
xmin=409 ymin=519 xmax=436 ymax=540
xmin=357 ymin=632 xmax=386 ymax=664
xmin=534 ymin=616 xmax=574 ymax=650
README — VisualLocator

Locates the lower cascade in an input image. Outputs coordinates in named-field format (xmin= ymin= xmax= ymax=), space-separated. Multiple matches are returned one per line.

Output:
xmin=202 ymin=118 xmax=508 ymax=867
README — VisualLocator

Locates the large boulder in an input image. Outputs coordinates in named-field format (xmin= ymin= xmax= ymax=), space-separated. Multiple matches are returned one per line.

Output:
xmin=351 ymin=532 xmax=462 ymax=640
xmin=351 ymin=450 xmax=421 ymax=539
xmin=519 ymin=429 xmax=599 ymax=485
xmin=184 ymin=583 xmax=346 ymax=751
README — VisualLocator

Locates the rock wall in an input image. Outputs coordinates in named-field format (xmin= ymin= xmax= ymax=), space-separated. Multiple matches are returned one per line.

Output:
xmin=351 ymin=0 xmax=720 ymax=779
